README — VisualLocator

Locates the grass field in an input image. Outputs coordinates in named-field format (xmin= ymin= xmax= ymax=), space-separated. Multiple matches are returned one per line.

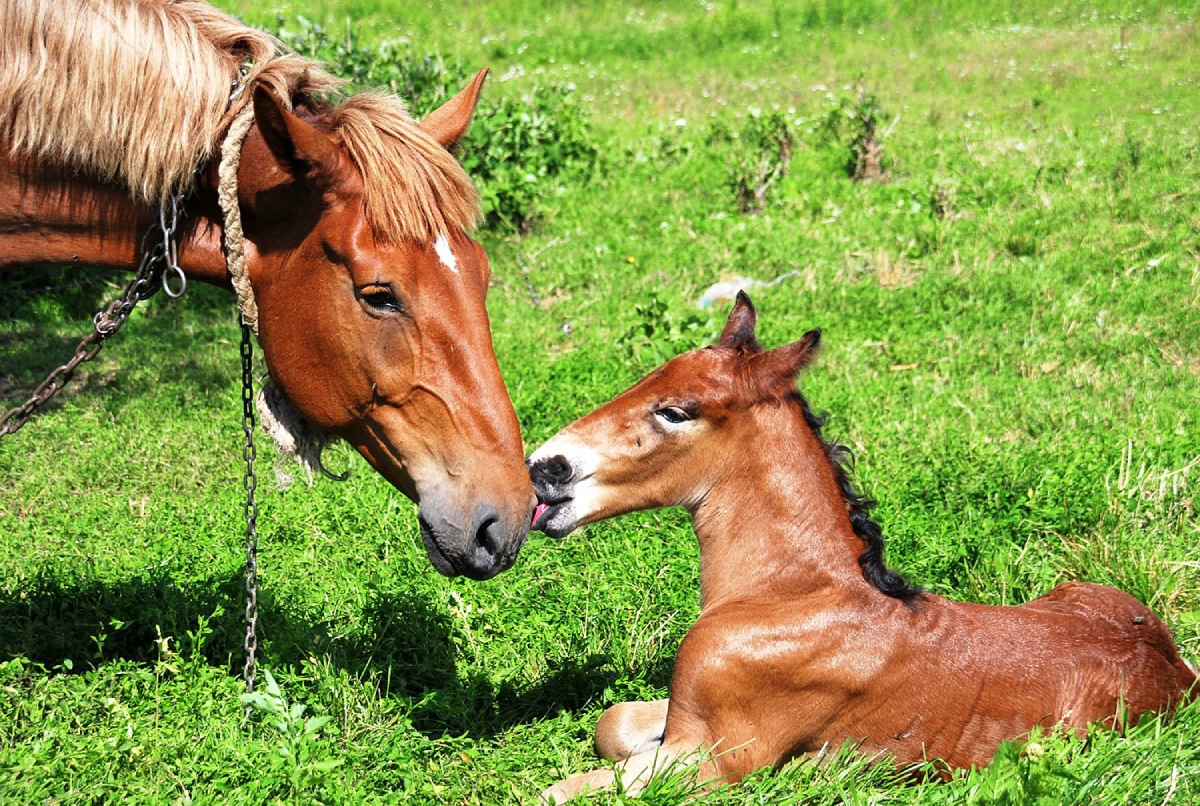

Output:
xmin=2 ymin=1 xmax=1199 ymax=803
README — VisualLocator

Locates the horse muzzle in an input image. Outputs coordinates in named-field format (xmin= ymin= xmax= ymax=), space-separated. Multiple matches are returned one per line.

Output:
xmin=417 ymin=501 xmax=531 ymax=580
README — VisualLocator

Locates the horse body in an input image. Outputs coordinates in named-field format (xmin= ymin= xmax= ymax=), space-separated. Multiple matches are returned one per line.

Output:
xmin=1 ymin=0 xmax=535 ymax=579
xmin=528 ymin=292 xmax=1195 ymax=800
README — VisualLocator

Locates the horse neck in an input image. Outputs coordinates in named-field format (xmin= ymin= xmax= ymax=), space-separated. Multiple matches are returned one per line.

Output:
xmin=690 ymin=398 xmax=874 ymax=609
xmin=0 ymin=153 xmax=230 ymax=285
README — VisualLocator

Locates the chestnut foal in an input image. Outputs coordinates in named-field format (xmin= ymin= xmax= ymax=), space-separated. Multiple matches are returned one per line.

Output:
xmin=528 ymin=293 xmax=1197 ymax=801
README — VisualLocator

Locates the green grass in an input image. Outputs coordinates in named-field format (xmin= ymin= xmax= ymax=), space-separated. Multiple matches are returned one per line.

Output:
xmin=2 ymin=0 xmax=1199 ymax=803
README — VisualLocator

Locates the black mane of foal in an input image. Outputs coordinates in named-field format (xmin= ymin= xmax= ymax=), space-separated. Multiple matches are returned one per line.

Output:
xmin=792 ymin=390 xmax=924 ymax=604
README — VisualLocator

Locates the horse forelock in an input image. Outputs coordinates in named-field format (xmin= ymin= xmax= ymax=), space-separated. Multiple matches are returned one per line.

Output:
xmin=328 ymin=95 xmax=482 ymax=244
xmin=0 ymin=0 xmax=480 ymax=243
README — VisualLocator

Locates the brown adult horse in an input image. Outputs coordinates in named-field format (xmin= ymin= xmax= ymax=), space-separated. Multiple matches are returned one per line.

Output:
xmin=0 ymin=0 xmax=535 ymax=579
xmin=528 ymin=293 xmax=1197 ymax=801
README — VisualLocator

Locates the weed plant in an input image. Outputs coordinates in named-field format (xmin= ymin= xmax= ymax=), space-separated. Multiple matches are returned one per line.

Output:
xmin=2 ymin=0 xmax=1198 ymax=803
xmin=273 ymin=16 xmax=597 ymax=233
xmin=710 ymin=109 xmax=796 ymax=213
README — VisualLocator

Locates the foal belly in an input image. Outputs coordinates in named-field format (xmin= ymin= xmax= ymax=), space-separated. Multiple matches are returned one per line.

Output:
xmin=833 ymin=700 xmax=1059 ymax=771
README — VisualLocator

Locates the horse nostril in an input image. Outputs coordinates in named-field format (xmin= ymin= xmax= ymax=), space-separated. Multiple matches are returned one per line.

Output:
xmin=473 ymin=507 xmax=500 ymax=557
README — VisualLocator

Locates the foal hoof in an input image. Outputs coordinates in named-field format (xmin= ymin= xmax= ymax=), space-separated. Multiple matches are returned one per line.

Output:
xmin=539 ymin=784 xmax=571 ymax=805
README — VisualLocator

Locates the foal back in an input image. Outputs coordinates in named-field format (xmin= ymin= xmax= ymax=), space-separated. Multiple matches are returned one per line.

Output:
xmin=996 ymin=581 xmax=1194 ymax=722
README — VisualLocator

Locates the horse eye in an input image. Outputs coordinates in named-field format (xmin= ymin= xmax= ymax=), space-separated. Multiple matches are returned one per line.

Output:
xmin=360 ymin=288 xmax=401 ymax=314
xmin=656 ymin=406 xmax=691 ymax=425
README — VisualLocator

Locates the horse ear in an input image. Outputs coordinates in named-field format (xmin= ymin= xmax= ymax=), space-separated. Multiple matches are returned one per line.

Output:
xmin=252 ymin=87 xmax=340 ymax=183
xmin=754 ymin=328 xmax=822 ymax=387
xmin=718 ymin=291 xmax=760 ymax=351
xmin=420 ymin=68 xmax=489 ymax=149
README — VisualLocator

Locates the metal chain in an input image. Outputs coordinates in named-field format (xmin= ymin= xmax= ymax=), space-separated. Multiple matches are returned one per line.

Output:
xmin=0 ymin=193 xmax=188 ymax=439
xmin=239 ymin=317 xmax=260 ymax=709
xmin=222 ymin=54 xmax=263 ymax=717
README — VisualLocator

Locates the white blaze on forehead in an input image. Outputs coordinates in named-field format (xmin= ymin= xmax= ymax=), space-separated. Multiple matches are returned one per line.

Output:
xmin=434 ymin=232 xmax=459 ymax=274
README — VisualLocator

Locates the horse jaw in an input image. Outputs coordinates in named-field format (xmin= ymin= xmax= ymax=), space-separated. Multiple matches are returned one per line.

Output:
xmin=256 ymin=379 xmax=338 ymax=487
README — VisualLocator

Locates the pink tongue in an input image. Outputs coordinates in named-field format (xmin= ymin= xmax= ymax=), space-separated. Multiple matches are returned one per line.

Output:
xmin=532 ymin=502 xmax=549 ymax=527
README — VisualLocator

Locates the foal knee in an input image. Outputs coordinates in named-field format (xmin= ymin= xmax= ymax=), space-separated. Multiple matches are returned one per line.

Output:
xmin=594 ymin=699 xmax=670 ymax=760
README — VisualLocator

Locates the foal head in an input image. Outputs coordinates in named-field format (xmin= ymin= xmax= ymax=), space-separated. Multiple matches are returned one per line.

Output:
xmin=528 ymin=292 xmax=820 ymax=537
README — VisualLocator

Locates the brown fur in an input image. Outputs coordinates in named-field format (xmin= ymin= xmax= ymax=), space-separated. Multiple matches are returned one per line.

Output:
xmin=529 ymin=293 xmax=1196 ymax=801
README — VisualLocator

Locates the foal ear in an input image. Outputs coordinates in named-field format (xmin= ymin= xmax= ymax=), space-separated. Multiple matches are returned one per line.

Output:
xmin=252 ymin=87 xmax=341 ymax=184
xmin=718 ymin=291 xmax=760 ymax=351
xmin=420 ymin=68 xmax=489 ymax=150
xmin=753 ymin=328 xmax=822 ymax=387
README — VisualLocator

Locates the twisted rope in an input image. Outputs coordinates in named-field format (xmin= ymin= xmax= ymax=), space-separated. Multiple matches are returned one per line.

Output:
xmin=215 ymin=75 xmax=267 ymax=707
xmin=214 ymin=69 xmax=339 ymax=484
xmin=217 ymin=100 xmax=260 ymax=334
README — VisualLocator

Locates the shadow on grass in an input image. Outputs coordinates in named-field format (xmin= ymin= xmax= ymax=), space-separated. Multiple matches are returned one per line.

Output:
xmin=0 ymin=330 xmax=80 ymax=402
xmin=0 ymin=279 xmax=236 ymax=409
xmin=0 ymin=571 xmax=664 ymax=738
xmin=0 ymin=568 xmax=269 ymax=671
xmin=296 ymin=591 xmax=670 ymax=739
xmin=407 ymin=652 xmax=625 ymax=739
xmin=0 ymin=572 xmax=453 ymax=679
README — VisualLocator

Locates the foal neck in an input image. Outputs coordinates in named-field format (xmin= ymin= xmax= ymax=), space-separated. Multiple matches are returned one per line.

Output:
xmin=690 ymin=396 xmax=877 ymax=608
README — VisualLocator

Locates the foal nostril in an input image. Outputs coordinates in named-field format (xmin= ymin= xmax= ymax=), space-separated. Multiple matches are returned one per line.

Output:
xmin=530 ymin=455 xmax=574 ymax=488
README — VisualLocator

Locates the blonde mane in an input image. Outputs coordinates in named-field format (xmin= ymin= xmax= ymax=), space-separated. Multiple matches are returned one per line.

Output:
xmin=0 ymin=0 xmax=480 ymax=243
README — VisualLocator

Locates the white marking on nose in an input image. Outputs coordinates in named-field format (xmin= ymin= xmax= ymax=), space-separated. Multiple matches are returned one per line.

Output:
xmin=434 ymin=233 xmax=459 ymax=274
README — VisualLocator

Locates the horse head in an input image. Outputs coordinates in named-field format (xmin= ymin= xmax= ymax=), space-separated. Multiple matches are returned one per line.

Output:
xmin=0 ymin=0 xmax=534 ymax=580
xmin=236 ymin=73 xmax=534 ymax=580
xmin=528 ymin=292 xmax=820 ymax=537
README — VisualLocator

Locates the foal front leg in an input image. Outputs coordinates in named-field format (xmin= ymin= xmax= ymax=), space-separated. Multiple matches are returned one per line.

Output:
xmin=594 ymin=698 xmax=670 ymax=760
xmin=541 ymin=738 xmax=707 ymax=804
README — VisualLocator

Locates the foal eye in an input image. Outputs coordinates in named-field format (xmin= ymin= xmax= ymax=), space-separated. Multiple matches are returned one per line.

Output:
xmin=360 ymin=287 xmax=401 ymax=314
xmin=655 ymin=406 xmax=692 ymax=425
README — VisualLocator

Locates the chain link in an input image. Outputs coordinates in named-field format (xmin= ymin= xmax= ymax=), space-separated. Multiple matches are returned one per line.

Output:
xmin=239 ymin=318 xmax=260 ymax=709
xmin=0 ymin=193 xmax=188 ymax=439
